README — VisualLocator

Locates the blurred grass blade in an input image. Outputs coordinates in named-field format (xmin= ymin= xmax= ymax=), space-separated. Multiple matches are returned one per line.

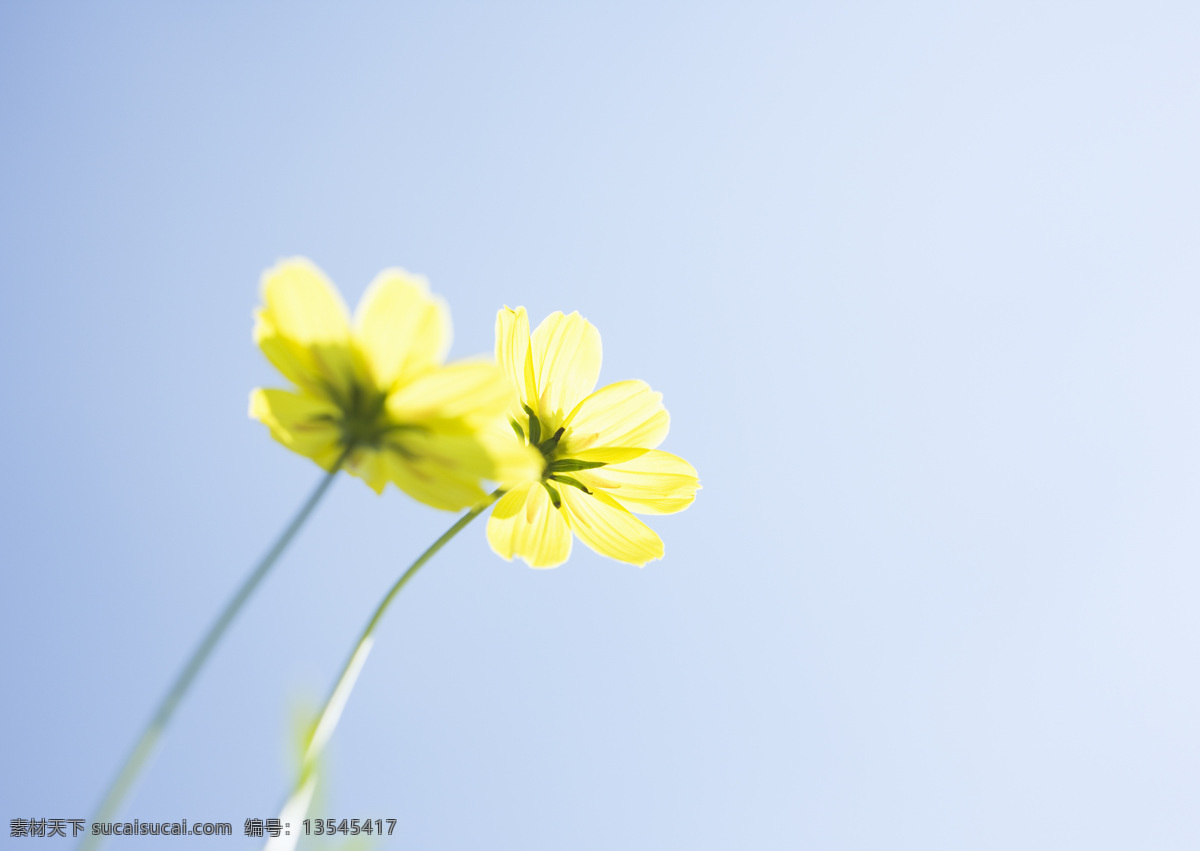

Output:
xmin=81 ymin=456 xmax=347 ymax=851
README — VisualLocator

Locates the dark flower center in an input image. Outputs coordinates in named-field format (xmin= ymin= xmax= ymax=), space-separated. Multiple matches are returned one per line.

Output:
xmin=316 ymin=379 xmax=417 ymax=452
xmin=510 ymin=404 xmax=606 ymax=509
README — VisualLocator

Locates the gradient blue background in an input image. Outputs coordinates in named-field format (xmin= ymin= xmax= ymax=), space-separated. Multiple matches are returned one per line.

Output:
xmin=3 ymin=2 xmax=1198 ymax=848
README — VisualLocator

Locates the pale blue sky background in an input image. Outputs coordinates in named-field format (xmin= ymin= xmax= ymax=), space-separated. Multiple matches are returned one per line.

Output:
xmin=2 ymin=2 xmax=1199 ymax=849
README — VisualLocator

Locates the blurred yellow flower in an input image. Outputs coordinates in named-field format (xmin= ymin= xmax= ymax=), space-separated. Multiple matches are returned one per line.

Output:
xmin=251 ymin=259 xmax=539 ymax=510
xmin=487 ymin=307 xmax=699 ymax=568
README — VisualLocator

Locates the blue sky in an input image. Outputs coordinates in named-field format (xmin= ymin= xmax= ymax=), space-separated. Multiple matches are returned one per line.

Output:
xmin=2 ymin=3 xmax=1199 ymax=849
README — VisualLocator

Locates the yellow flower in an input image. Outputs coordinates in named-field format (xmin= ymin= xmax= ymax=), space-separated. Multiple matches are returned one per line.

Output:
xmin=250 ymin=258 xmax=539 ymax=510
xmin=486 ymin=307 xmax=699 ymax=568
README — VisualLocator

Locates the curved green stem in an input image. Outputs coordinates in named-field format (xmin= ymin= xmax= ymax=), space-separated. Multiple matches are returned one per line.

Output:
xmin=265 ymin=491 xmax=502 ymax=850
xmin=83 ymin=455 xmax=348 ymax=850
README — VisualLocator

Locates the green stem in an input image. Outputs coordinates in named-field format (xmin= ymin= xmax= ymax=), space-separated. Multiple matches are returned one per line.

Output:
xmin=83 ymin=455 xmax=348 ymax=850
xmin=273 ymin=490 xmax=502 ymax=841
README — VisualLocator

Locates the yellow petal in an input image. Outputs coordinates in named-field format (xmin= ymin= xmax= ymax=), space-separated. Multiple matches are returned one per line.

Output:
xmin=254 ymin=258 xmax=356 ymax=395
xmin=380 ymin=430 xmax=498 ymax=511
xmin=344 ymin=446 xmax=390 ymax=495
xmin=579 ymin=449 xmax=699 ymax=515
xmin=386 ymin=360 xmax=511 ymax=428
xmin=495 ymin=306 xmax=538 ymax=414
xmin=487 ymin=482 xmax=573 ymax=568
xmin=354 ymin=268 xmax=451 ymax=389
xmin=258 ymin=258 xmax=352 ymax=344
xmin=570 ymin=446 xmax=651 ymax=465
xmin=530 ymin=311 xmax=602 ymax=424
xmin=562 ymin=379 xmax=669 ymax=453
xmin=559 ymin=486 xmax=663 ymax=566
xmin=476 ymin=425 xmax=546 ymax=485
xmin=249 ymin=387 xmax=344 ymax=471
xmin=384 ymin=456 xmax=490 ymax=511
xmin=608 ymin=496 xmax=695 ymax=514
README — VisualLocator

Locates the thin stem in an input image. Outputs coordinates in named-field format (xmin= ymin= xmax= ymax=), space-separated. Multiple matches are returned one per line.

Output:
xmin=265 ymin=490 xmax=502 ymax=850
xmin=83 ymin=453 xmax=349 ymax=850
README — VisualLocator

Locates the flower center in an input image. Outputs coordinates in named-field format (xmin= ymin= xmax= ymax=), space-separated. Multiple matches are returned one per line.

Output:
xmin=511 ymin=405 xmax=606 ymax=509
xmin=320 ymin=380 xmax=413 ymax=451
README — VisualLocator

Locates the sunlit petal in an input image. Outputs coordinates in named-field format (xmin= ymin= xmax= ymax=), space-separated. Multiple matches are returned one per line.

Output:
xmin=354 ymin=269 xmax=450 ymax=390
xmin=559 ymin=487 xmax=663 ymax=566
xmin=486 ymin=482 xmax=573 ymax=568
xmin=530 ymin=311 xmax=602 ymax=424
xmin=254 ymin=258 xmax=356 ymax=395
xmin=344 ymin=447 xmax=390 ymax=495
xmin=579 ymin=449 xmax=699 ymax=515
xmin=562 ymin=380 xmax=669 ymax=453
xmin=379 ymin=431 xmax=499 ymax=510
xmin=249 ymin=388 xmax=344 ymax=471
xmin=386 ymin=360 xmax=511 ymax=428
xmin=495 ymin=306 xmax=538 ymax=414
